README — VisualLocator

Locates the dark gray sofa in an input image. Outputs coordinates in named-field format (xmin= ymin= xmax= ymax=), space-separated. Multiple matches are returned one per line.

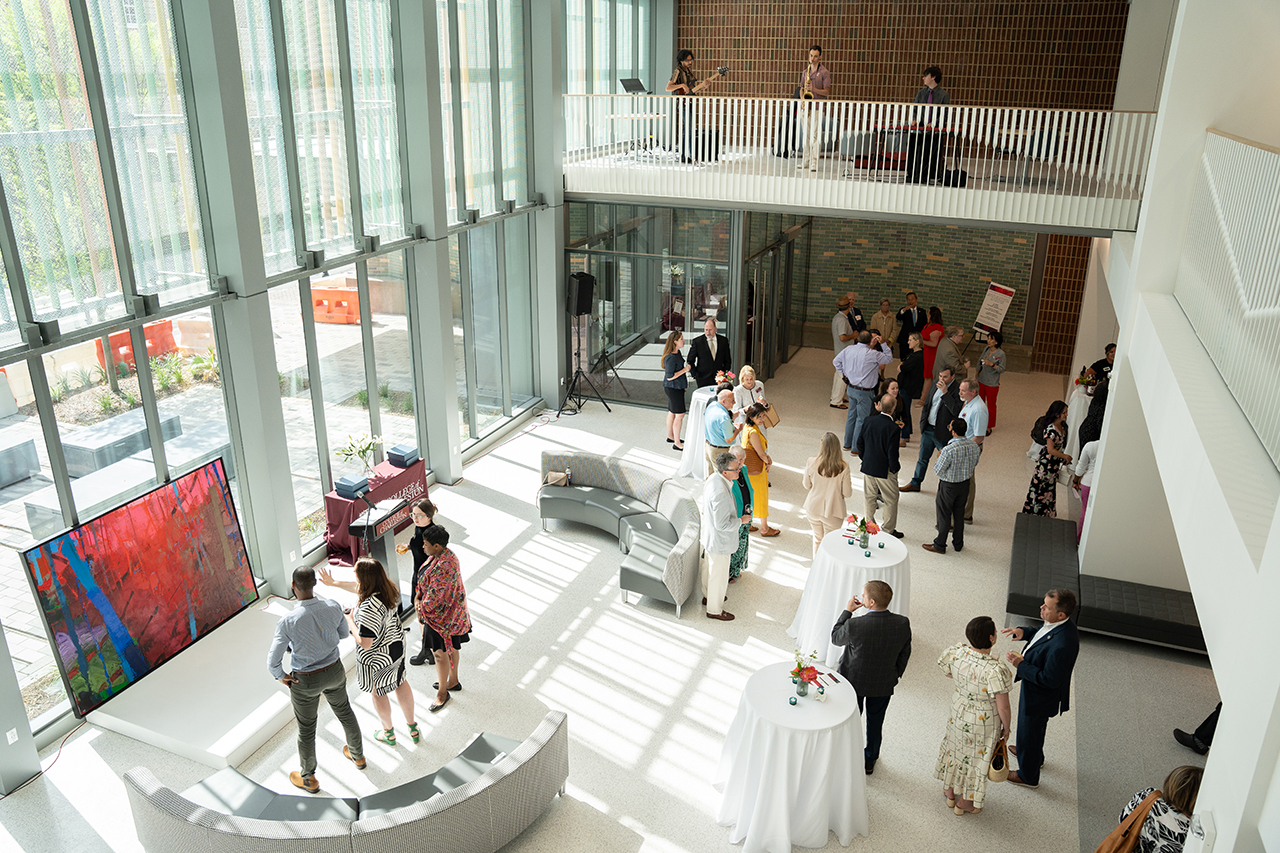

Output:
xmin=538 ymin=450 xmax=699 ymax=617
xmin=1006 ymin=513 xmax=1204 ymax=651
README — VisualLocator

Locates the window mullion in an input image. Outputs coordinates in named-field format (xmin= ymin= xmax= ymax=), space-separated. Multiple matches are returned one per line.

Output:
xmin=487 ymin=0 xmax=504 ymax=207
xmin=355 ymin=260 xmax=382 ymax=449
xmin=388 ymin=0 xmax=415 ymax=233
xmin=523 ymin=0 xmax=536 ymax=201
xmin=495 ymin=219 xmax=512 ymax=415
xmin=268 ymin=0 xmax=312 ymax=263
xmin=66 ymin=0 xmax=141 ymax=309
xmin=169 ymin=0 xmax=220 ymax=277
xmin=458 ymin=237 xmax=478 ymax=437
xmin=332 ymin=0 xmax=367 ymax=247
xmin=298 ymin=278 xmax=334 ymax=489
xmin=25 ymin=354 xmax=77 ymax=530
xmin=446 ymin=0 xmax=469 ymax=222
xmin=0 ymin=174 xmax=37 ymax=345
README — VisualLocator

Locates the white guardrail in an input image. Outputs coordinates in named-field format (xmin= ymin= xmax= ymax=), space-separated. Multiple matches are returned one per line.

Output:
xmin=564 ymin=94 xmax=1157 ymax=232
xmin=1175 ymin=129 xmax=1280 ymax=469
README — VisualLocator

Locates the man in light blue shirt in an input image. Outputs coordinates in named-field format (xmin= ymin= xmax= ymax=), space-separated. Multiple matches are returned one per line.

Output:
xmin=834 ymin=331 xmax=894 ymax=452
xmin=703 ymin=387 xmax=741 ymax=474
xmin=267 ymin=567 xmax=365 ymax=791
xmin=957 ymin=378 xmax=988 ymax=523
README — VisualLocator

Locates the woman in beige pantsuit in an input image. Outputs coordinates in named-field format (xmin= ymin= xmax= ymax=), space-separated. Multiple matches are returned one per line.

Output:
xmin=801 ymin=432 xmax=852 ymax=556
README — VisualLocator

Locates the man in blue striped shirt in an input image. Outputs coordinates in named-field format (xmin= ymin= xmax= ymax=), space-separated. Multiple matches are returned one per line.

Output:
xmin=922 ymin=418 xmax=981 ymax=555
xmin=267 ymin=567 xmax=366 ymax=791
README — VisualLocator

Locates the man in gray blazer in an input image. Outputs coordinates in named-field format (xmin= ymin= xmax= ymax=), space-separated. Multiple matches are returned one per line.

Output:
xmin=831 ymin=580 xmax=912 ymax=775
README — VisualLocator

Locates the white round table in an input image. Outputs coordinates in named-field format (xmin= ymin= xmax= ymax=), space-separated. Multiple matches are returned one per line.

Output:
xmin=676 ymin=385 xmax=719 ymax=479
xmin=787 ymin=527 xmax=911 ymax=668
xmin=715 ymin=661 xmax=869 ymax=853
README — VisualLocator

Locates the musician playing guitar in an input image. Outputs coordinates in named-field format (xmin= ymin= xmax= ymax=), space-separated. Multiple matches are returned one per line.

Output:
xmin=665 ymin=49 xmax=725 ymax=95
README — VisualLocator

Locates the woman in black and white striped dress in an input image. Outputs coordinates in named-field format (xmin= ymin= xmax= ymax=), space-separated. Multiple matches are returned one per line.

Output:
xmin=345 ymin=557 xmax=419 ymax=747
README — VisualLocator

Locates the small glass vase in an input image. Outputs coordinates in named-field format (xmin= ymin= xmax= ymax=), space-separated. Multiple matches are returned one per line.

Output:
xmin=795 ymin=680 xmax=809 ymax=697
xmin=859 ymin=531 xmax=870 ymax=549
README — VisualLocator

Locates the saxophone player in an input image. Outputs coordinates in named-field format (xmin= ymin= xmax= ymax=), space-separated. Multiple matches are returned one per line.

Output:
xmin=797 ymin=45 xmax=831 ymax=172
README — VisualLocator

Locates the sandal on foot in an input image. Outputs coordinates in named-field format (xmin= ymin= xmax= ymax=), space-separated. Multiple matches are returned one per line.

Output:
xmin=374 ymin=728 xmax=396 ymax=746
xmin=408 ymin=723 xmax=421 ymax=743
xmin=432 ymin=682 xmax=463 ymax=692
xmin=429 ymin=693 xmax=451 ymax=713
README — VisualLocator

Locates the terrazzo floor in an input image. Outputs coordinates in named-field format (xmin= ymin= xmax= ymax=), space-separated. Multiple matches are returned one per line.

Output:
xmin=0 ymin=346 xmax=1216 ymax=853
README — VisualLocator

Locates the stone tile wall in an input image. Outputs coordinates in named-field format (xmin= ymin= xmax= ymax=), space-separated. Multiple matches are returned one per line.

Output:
xmin=804 ymin=218 xmax=1036 ymax=343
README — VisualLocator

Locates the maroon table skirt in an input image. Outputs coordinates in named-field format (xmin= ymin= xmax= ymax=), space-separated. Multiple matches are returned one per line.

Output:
xmin=324 ymin=459 xmax=428 ymax=566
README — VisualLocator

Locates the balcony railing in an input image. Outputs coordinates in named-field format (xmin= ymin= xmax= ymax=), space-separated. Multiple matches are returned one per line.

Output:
xmin=564 ymin=95 xmax=1157 ymax=233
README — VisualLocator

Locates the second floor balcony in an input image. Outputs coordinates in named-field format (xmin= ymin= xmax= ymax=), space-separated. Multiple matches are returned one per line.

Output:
xmin=564 ymin=95 xmax=1157 ymax=235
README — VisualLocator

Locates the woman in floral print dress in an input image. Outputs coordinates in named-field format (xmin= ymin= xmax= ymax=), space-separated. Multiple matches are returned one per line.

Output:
xmin=935 ymin=616 xmax=1013 ymax=815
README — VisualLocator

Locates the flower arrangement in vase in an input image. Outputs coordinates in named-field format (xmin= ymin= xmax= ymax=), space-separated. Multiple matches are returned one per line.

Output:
xmin=846 ymin=514 xmax=879 ymax=548
xmin=715 ymin=370 xmax=737 ymax=385
xmin=791 ymin=649 xmax=821 ymax=697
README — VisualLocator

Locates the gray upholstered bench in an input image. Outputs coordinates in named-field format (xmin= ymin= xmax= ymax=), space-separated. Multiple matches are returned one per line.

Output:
xmin=538 ymin=450 xmax=698 ymax=617
xmin=125 ymin=710 xmax=570 ymax=853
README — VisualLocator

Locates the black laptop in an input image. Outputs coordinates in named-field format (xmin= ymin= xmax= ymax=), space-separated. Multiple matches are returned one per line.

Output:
xmin=620 ymin=78 xmax=648 ymax=94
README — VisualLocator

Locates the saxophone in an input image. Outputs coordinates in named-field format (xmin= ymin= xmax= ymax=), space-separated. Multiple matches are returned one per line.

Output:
xmin=802 ymin=65 xmax=814 ymax=100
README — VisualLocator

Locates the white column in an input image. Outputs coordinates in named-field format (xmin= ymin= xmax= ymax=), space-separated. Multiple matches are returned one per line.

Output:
xmin=530 ymin=0 xmax=566 ymax=404
xmin=181 ymin=0 xmax=299 ymax=594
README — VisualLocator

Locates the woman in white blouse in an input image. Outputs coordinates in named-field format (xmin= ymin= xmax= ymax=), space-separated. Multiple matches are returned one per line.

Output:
xmin=802 ymin=432 xmax=852 ymax=556
xmin=733 ymin=364 xmax=766 ymax=425
xmin=1072 ymin=439 xmax=1099 ymax=543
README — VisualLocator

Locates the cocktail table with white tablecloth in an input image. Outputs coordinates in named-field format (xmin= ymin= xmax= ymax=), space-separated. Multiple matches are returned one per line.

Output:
xmin=715 ymin=661 xmax=869 ymax=853
xmin=787 ymin=527 xmax=911 ymax=668
xmin=676 ymin=385 xmax=719 ymax=479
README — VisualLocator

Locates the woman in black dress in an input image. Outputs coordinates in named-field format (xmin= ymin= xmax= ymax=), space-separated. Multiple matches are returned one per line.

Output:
xmin=1077 ymin=377 xmax=1109 ymax=448
xmin=662 ymin=332 xmax=691 ymax=451
xmin=394 ymin=498 xmax=437 ymax=664
xmin=896 ymin=332 xmax=925 ymax=444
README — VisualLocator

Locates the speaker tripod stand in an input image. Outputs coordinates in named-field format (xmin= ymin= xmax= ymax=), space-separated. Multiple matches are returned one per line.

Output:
xmin=558 ymin=313 xmax=612 ymax=416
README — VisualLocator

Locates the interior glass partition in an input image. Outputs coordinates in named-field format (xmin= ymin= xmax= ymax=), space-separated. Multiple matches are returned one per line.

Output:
xmin=565 ymin=202 xmax=731 ymax=408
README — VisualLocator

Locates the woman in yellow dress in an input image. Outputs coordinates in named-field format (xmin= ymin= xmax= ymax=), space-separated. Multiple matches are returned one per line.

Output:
xmin=935 ymin=615 xmax=1013 ymax=815
xmin=741 ymin=402 xmax=778 ymax=536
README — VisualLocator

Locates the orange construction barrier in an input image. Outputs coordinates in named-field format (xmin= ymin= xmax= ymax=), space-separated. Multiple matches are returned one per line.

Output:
xmin=312 ymin=287 xmax=360 ymax=324
xmin=94 ymin=320 xmax=177 ymax=371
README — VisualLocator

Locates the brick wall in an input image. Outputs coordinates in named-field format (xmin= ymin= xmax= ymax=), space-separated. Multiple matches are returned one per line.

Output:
xmin=675 ymin=1 xmax=1130 ymax=109
xmin=804 ymin=218 xmax=1035 ymax=341
xmin=1032 ymin=234 xmax=1091 ymax=373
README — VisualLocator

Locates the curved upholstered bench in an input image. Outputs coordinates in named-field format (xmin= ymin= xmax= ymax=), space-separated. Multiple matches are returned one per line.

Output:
xmin=538 ymin=450 xmax=699 ymax=617
xmin=124 ymin=710 xmax=569 ymax=853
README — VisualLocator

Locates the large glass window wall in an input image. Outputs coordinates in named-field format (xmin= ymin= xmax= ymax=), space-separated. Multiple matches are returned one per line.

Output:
xmin=0 ymin=0 xmax=546 ymax=739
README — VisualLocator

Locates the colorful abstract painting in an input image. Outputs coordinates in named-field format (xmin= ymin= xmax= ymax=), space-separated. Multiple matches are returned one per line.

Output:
xmin=21 ymin=459 xmax=256 ymax=717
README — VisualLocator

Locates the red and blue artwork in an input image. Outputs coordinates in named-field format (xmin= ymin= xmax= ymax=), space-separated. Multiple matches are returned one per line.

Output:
xmin=21 ymin=459 xmax=256 ymax=717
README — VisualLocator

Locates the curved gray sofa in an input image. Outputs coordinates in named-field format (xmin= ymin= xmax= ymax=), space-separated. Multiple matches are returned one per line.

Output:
xmin=124 ymin=710 xmax=569 ymax=853
xmin=538 ymin=450 xmax=699 ymax=617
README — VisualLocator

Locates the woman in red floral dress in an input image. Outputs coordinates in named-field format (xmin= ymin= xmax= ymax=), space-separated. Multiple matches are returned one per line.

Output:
xmin=415 ymin=523 xmax=472 ymax=712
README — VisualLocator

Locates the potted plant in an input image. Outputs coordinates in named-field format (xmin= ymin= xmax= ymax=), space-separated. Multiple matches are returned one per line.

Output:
xmin=334 ymin=432 xmax=383 ymax=477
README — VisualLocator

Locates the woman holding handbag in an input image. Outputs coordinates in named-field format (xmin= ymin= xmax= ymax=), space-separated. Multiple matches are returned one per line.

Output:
xmin=935 ymin=615 xmax=1013 ymax=816
xmin=741 ymin=402 xmax=778 ymax=537
xmin=1102 ymin=766 xmax=1203 ymax=853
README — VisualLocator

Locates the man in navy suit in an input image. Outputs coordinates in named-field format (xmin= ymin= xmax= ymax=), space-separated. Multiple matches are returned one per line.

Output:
xmin=831 ymin=580 xmax=912 ymax=775
xmin=1001 ymin=589 xmax=1080 ymax=787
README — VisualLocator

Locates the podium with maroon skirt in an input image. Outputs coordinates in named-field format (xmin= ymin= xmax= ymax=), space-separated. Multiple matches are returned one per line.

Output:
xmin=324 ymin=459 xmax=427 ymax=567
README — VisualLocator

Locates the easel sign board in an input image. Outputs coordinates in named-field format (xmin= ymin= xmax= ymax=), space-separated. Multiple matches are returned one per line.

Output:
xmin=973 ymin=282 xmax=1015 ymax=337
